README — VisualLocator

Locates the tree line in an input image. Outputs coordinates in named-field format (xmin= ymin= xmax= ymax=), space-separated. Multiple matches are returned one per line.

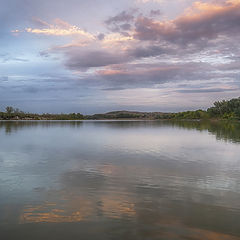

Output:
xmin=0 ymin=97 xmax=240 ymax=120
xmin=0 ymin=107 xmax=84 ymax=120
xmin=169 ymin=97 xmax=240 ymax=120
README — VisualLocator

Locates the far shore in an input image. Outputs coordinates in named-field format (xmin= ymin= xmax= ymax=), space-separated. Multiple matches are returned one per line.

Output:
xmin=1 ymin=97 xmax=240 ymax=121
xmin=0 ymin=118 xmax=239 ymax=122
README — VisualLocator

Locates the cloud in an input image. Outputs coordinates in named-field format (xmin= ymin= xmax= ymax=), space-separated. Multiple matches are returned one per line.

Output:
xmin=0 ymin=76 xmax=9 ymax=82
xmin=177 ymin=88 xmax=238 ymax=93
xmin=25 ymin=27 xmax=77 ymax=36
xmin=53 ymin=18 xmax=72 ymax=29
xmin=150 ymin=9 xmax=161 ymax=17
xmin=136 ymin=0 xmax=166 ymax=3
xmin=65 ymin=50 xmax=129 ymax=70
xmin=24 ymin=26 xmax=93 ymax=37
xmin=38 ymin=1 xmax=240 ymax=84
xmin=105 ymin=10 xmax=137 ymax=34
xmin=105 ymin=10 xmax=135 ymax=25
xmin=0 ymin=53 xmax=28 ymax=63
xmin=55 ymin=40 xmax=173 ymax=70
xmin=93 ymin=62 xmax=218 ymax=89
xmin=134 ymin=1 xmax=240 ymax=46
xmin=10 ymin=1 xmax=240 ymax=103
xmin=97 ymin=33 xmax=105 ymax=40
xmin=129 ymin=45 xmax=172 ymax=58
xmin=2 ymin=0 xmax=240 ymax=113
xmin=12 ymin=18 xmax=95 ymax=39
xmin=31 ymin=17 xmax=50 ymax=28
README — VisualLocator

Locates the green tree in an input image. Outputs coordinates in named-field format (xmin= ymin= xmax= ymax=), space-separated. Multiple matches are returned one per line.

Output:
xmin=5 ymin=106 xmax=14 ymax=114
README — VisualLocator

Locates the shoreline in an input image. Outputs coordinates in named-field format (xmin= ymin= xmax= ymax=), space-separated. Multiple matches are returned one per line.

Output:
xmin=0 ymin=118 xmax=239 ymax=122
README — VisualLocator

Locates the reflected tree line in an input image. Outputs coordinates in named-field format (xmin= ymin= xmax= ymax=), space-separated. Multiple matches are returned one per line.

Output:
xmin=0 ymin=120 xmax=240 ymax=143
xmin=168 ymin=120 xmax=240 ymax=143
xmin=0 ymin=121 xmax=83 ymax=134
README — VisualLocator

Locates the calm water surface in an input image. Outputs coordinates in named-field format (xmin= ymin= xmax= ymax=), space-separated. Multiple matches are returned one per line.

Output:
xmin=0 ymin=120 xmax=240 ymax=240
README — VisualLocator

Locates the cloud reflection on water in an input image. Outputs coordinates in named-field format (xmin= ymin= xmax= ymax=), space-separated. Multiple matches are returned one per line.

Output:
xmin=0 ymin=121 xmax=240 ymax=239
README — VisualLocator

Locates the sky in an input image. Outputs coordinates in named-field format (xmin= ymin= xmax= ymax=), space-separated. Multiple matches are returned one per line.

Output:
xmin=0 ymin=0 xmax=240 ymax=114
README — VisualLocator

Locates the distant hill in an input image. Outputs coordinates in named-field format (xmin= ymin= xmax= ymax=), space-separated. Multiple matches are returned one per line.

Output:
xmin=86 ymin=110 xmax=171 ymax=120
